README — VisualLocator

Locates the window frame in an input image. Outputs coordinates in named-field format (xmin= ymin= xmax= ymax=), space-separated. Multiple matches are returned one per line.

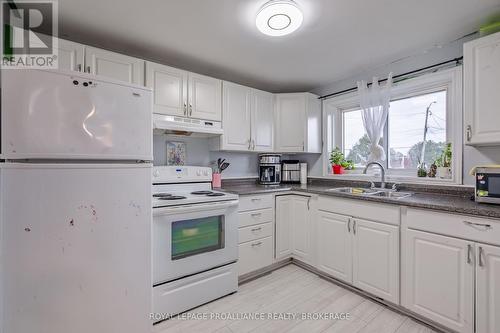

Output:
xmin=322 ymin=66 xmax=463 ymax=185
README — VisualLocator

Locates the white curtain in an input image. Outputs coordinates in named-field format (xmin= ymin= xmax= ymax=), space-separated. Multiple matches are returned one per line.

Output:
xmin=357 ymin=73 xmax=393 ymax=164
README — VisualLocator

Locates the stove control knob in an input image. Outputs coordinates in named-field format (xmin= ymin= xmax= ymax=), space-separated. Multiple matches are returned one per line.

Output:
xmin=203 ymin=170 xmax=209 ymax=176
xmin=153 ymin=170 xmax=160 ymax=178
xmin=196 ymin=170 xmax=202 ymax=176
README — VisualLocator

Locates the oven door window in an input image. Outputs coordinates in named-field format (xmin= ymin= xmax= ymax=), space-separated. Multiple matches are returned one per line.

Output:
xmin=171 ymin=215 xmax=224 ymax=260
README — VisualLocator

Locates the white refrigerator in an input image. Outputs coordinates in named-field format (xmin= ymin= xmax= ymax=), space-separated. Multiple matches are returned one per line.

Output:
xmin=1 ymin=69 xmax=153 ymax=333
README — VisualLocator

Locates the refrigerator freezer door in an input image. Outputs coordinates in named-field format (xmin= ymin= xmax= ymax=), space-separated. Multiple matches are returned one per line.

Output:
xmin=1 ymin=69 xmax=152 ymax=160
xmin=1 ymin=163 xmax=152 ymax=333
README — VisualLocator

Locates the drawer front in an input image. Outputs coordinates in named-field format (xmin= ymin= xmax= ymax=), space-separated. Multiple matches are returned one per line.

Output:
xmin=238 ymin=194 xmax=273 ymax=212
xmin=238 ymin=236 xmax=273 ymax=276
xmin=318 ymin=196 xmax=400 ymax=225
xmin=238 ymin=222 xmax=273 ymax=244
xmin=406 ymin=208 xmax=500 ymax=246
xmin=238 ymin=208 xmax=273 ymax=228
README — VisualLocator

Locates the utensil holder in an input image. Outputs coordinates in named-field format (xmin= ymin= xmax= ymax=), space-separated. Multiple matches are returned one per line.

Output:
xmin=212 ymin=173 xmax=222 ymax=188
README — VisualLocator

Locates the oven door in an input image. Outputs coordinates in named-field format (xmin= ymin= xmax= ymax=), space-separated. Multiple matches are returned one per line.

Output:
xmin=153 ymin=200 xmax=238 ymax=285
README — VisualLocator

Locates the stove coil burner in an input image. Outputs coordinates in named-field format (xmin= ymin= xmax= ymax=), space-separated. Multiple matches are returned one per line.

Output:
xmin=207 ymin=192 xmax=225 ymax=197
xmin=158 ymin=195 xmax=187 ymax=200
xmin=153 ymin=193 xmax=172 ymax=198
xmin=191 ymin=191 xmax=214 ymax=195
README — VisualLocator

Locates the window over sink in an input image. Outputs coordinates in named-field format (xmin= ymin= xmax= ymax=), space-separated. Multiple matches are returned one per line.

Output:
xmin=324 ymin=67 xmax=462 ymax=184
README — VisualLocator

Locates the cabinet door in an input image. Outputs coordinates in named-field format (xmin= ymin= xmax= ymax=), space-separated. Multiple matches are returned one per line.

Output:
xmin=317 ymin=210 xmax=352 ymax=283
xmin=275 ymin=94 xmax=306 ymax=152
xmin=251 ymin=89 xmax=274 ymax=152
xmin=464 ymin=32 xmax=500 ymax=145
xmin=146 ymin=62 xmax=187 ymax=116
xmin=292 ymin=196 xmax=311 ymax=262
xmin=476 ymin=243 xmax=500 ymax=333
xmin=404 ymin=229 xmax=474 ymax=333
xmin=188 ymin=73 xmax=222 ymax=121
xmin=221 ymin=82 xmax=252 ymax=151
xmin=85 ymin=46 xmax=144 ymax=85
xmin=56 ymin=39 xmax=84 ymax=72
xmin=275 ymin=196 xmax=293 ymax=259
xmin=352 ymin=218 xmax=399 ymax=303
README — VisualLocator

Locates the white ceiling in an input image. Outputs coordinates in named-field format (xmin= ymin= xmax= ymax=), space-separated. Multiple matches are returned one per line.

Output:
xmin=58 ymin=0 xmax=500 ymax=92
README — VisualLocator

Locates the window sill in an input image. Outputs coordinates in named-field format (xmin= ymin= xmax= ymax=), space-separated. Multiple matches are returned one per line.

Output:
xmin=316 ymin=173 xmax=461 ymax=186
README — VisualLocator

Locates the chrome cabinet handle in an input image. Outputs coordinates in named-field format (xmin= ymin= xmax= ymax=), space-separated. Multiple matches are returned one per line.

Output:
xmin=251 ymin=198 xmax=261 ymax=202
xmin=478 ymin=246 xmax=484 ymax=267
xmin=251 ymin=227 xmax=262 ymax=232
xmin=353 ymin=220 xmax=357 ymax=235
xmin=189 ymin=103 xmax=193 ymax=116
xmin=347 ymin=219 xmax=351 ymax=233
xmin=302 ymin=142 xmax=305 ymax=151
xmin=251 ymin=212 xmax=261 ymax=217
xmin=252 ymin=140 xmax=255 ymax=150
xmin=463 ymin=221 xmax=491 ymax=230
xmin=251 ymin=241 xmax=262 ymax=247
xmin=307 ymin=197 xmax=311 ymax=210
xmin=183 ymin=102 xmax=187 ymax=115
xmin=248 ymin=139 xmax=251 ymax=150
xmin=77 ymin=64 xmax=82 ymax=72
xmin=467 ymin=244 xmax=472 ymax=264
xmin=86 ymin=66 xmax=91 ymax=73
xmin=466 ymin=125 xmax=472 ymax=142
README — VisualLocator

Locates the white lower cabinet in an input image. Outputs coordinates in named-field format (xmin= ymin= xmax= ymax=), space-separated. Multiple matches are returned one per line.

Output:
xmin=237 ymin=195 xmax=274 ymax=277
xmin=317 ymin=211 xmax=352 ymax=283
xmin=316 ymin=210 xmax=399 ymax=303
xmin=275 ymin=195 xmax=313 ymax=263
xmin=476 ymin=243 xmax=500 ymax=333
xmin=352 ymin=218 xmax=399 ymax=304
xmin=404 ymin=229 xmax=474 ymax=333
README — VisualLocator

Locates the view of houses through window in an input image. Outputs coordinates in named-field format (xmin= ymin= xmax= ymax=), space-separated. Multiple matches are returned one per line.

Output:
xmin=342 ymin=90 xmax=447 ymax=171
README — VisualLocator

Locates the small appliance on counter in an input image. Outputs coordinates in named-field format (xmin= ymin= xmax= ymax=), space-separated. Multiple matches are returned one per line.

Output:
xmin=259 ymin=154 xmax=281 ymax=185
xmin=282 ymin=160 xmax=301 ymax=183
xmin=473 ymin=166 xmax=500 ymax=204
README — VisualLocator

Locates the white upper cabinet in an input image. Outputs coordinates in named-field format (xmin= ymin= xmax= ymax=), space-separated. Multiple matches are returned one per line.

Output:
xmin=476 ymin=243 xmax=500 ymax=333
xmin=146 ymin=62 xmax=188 ymax=117
xmin=188 ymin=73 xmax=222 ymax=121
xmin=275 ymin=93 xmax=321 ymax=153
xmin=84 ymin=46 xmax=145 ymax=85
xmin=464 ymin=31 xmax=500 ymax=146
xmin=55 ymin=39 xmax=85 ymax=72
xmin=251 ymin=89 xmax=274 ymax=152
xmin=352 ymin=218 xmax=399 ymax=304
xmin=404 ymin=229 xmax=474 ymax=333
xmin=146 ymin=62 xmax=222 ymax=121
xmin=214 ymin=82 xmax=274 ymax=152
xmin=221 ymin=81 xmax=252 ymax=150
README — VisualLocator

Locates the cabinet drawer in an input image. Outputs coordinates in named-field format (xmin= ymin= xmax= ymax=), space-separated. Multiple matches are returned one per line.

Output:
xmin=318 ymin=196 xmax=400 ymax=225
xmin=238 ymin=236 xmax=273 ymax=276
xmin=406 ymin=208 xmax=500 ymax=246
xmin=238 ymin=194 xmax=273 ymax=212
xmin=238 ymin=222 xmax=273 ymax=244
xmin=238 ymin=208 xmax=273 ymax=227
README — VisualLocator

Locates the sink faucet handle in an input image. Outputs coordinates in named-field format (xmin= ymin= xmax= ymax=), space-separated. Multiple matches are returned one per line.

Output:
xmin=369 ymin=181 xmax=375 ymax=189
xmin=391 ymin=183 xmax=399 ymax=191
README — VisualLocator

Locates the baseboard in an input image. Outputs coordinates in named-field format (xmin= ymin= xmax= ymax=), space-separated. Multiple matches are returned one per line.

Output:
xmin=238 ymin=258 xmax=292 ymax=285
xmin=291 ymin=259 xmax=454 ymax=333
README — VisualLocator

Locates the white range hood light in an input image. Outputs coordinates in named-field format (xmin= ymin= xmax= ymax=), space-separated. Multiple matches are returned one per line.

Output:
xmin=152 ymin=114 xmax=223 ymax=137
xmin=256 ymin=0 xmax=303 ymax=37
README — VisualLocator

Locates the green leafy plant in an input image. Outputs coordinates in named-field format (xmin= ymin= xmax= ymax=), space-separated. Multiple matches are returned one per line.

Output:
xmin=434 ymin=143 xmax=452 ymax=168
xmin=329 ymin=147 xmax=354 ymax=170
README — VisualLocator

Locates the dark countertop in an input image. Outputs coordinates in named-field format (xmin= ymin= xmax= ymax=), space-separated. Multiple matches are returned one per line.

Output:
xmin=221 ymin=181 xmax=500 ymax=219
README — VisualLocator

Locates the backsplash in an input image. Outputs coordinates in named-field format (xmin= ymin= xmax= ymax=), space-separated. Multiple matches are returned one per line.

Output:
xmin=153 ymin=134 xmax=260 ymax=178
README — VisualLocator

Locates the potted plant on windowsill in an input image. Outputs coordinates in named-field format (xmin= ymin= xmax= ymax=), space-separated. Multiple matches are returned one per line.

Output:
xmin=330 ymin=148 xmax=354 ymax=175
xmin=435 ymin=143 xmax=452 ymax=179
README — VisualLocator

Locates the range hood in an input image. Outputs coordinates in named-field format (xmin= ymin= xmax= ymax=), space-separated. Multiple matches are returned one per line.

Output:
xmin=153 ymin=113 xmax=224 ymax=137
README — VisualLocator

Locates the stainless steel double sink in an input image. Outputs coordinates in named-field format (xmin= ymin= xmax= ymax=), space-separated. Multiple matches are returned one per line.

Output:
xmin=327 ymin=187 xmax=412 ymax=199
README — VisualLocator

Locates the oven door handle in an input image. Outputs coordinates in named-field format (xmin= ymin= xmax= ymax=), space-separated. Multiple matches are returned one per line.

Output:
xmin=154 ymin=200 xmax=239 ymax=215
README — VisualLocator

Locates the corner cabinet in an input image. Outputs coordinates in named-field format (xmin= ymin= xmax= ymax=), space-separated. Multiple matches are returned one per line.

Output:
xmin=464 ymin=31 xmax=500 ymax=146
xmin=146 ymin=61 xmax=222 ymax=121
xmin=54 ymin=39 xmax=85 ymax=72
xmin=212 ymin=82 xmax=274 ymax=152
xmin=275 ymin=93 xmax=321 ymax=153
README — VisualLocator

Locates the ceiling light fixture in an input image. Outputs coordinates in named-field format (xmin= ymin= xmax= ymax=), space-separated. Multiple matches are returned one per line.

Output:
xmin=256 ymin=0 xmax=303 ymax=37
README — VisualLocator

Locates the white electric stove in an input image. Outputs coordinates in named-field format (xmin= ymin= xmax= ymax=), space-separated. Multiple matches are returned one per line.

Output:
xmin=151 ymin=166 xmax=239 ymax=323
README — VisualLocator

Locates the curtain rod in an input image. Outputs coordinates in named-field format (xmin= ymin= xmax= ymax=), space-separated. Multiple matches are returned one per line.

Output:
xmin=318 ymin=57 xmax=463 ymax=100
